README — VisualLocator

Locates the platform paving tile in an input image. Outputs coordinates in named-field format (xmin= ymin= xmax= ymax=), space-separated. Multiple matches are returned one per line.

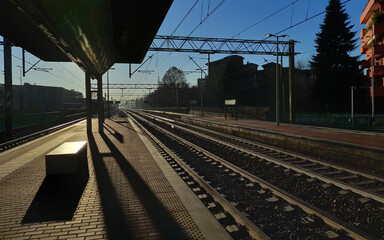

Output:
xmin=107 ymin=117 xmax=205 ymax=239
xmin=0 ymin=118 xmax=209 ymax=239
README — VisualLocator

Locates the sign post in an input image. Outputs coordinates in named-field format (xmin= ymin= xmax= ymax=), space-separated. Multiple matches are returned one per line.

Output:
xmin=225 ymin=99 xmax=237 ymax=121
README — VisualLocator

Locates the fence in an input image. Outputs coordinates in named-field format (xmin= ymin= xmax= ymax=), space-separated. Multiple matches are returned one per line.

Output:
xmin=295 ymin=113 xmax=384 ymax=129
xmin=189 ymin=106 xmax=269 ymax=120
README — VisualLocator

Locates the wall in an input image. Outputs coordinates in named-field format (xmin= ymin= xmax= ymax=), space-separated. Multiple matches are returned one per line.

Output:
xmin=181 ymin=117 xmax=384 ymax=172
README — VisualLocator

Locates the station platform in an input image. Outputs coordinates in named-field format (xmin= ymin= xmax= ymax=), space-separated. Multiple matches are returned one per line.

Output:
xmin=0 ymin=117 xmax=230 ymax=240
xmin=183 ymin=115 xmax=384 ymax=149
xmin=174 ymin=114 xmax=384 ymax=172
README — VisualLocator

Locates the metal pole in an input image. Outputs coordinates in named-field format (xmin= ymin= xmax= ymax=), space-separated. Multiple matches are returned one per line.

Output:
xmin=176 ymin=88 xmax=179 ymax=113
xmin=235 ymin=104 xmax=238 ymax=121
xmin=280 ymin=55 xmax=284 ymax=122
xmin=288 ymin=40 xmax=295 ymax=124
xmin=207 ymin=53 xmax=210 ymax=76
xmin=206 ymin=53 xmax=210 ymax=118
xmin=351 ymin=86 xmax=354 ymax=128
xmin=4 ymin=38 xmax=12 ymax=138
xmin=200 ymin=70 xmax=204 ymax=117
xmin=371 ymin=43 xmax=375 ymax=126
xmin=85 ymin=72 xmax=92 ymax=132
xmin=200 ymin=80 xmax=203 ymax=117
xmin=97 ymin=74 xmax=103 ymax=133
xmin=107 ymin=70 xmax=110 ymax=118
xmin=22 ymin=49 xmax=26 ymax=77
xmin=276 ymin=36 xmax=280 ymax=126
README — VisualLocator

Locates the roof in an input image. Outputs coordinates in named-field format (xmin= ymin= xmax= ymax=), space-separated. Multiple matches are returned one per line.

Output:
xmin=209 ymin=55 xmax=244 ymax=65
xmin=262 ymin=62 xmax=279 ymax=69
xmin=0 ymin=0 xmax=173 ymax=77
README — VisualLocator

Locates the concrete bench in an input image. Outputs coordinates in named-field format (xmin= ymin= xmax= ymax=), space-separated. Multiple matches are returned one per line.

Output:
xmin=46 ymin=141 xmax=87 ymax=175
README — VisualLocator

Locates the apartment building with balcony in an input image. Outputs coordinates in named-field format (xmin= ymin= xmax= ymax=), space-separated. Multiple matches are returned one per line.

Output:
xmin=361 ymin=0 xmax=384 ymax=99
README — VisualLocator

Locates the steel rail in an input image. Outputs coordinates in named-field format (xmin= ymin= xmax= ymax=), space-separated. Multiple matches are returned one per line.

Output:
xmin=130 ymin=110 xmax=371 ymax=240
xmin=141 ymin=111 xmax=384 ymax=203
xmin=0 ymin=117 xmax=86 ymax=152
xmin=128 ymin=110 xmax=269 ymax=240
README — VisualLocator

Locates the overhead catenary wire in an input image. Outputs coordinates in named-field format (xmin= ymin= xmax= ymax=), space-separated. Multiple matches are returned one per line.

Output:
xmin=266 ymin=0 xmax=352 ymax=39
xmin=187 ymin=0 xmax=227 ymax=37
xmin=134 ymin=0 xmax=202 ymax=81
xmin=200 ymin=0 xmax=204 ymax=23
xmin=149 ymin=0 xmax=227 ymax=85
xmin=57 ymin=62 xmax=84 ymax=84
xmin=291 ymin=1 xmax=295 ymax=27
xmin=306 ymin=0 xmax=311 ymax=19
xmin=0 ymin=47 xmax=84 ymax=90
xmin=171 ymin=0 xmax=200 ymax=36
xmin=231 ymin=0 xmax=300 ymax=38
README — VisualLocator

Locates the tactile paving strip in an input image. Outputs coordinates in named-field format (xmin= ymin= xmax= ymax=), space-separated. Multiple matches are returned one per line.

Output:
xmin=115 ymin=118 xmax=205 ymax=239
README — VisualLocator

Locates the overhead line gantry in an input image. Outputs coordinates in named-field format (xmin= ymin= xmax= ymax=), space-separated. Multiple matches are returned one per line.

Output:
xmin=132 ymin=35 xmax=298 ymax=123
xmin=150 ymin=35 xmax=294 ymax=55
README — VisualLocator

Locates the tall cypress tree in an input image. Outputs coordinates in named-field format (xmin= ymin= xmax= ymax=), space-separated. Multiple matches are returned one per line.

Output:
xmin=310 ymin=0 xmax=362 ymax=112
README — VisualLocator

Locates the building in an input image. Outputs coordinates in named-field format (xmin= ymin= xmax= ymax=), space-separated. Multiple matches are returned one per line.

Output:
xmin=203 ymin=55 xmax=314 ymax=119
xmin=205 ymin=55 xmax=252 ymax=106
xmin=360 ymin=0 xmax=384 ymax=104
xmin=0 ymin=83 xmax=84 ymax=114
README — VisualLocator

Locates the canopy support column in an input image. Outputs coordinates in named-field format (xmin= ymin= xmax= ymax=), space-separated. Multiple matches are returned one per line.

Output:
xmin=85 ymin=72 xmax=92 ymax=132
xmin=96 ymin=74 xmax=104 ymax=133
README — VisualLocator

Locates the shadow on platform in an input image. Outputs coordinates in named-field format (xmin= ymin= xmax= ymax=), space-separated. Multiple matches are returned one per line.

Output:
xmin=88 ymin=128 xmax=189 ymax=240
xmin=23 ymin=153 xmax=89 ymax=223
xmin=104 ymin=122 xmax=124 ymax=143
xmin=110 ymin=118 xmax=141 ymax=134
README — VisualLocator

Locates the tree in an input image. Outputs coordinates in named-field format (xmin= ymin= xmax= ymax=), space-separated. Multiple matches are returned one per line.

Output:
xmin=296 ymin=59 xmax=310 ymax=70
xmin=161 ymin=66 xmax=188 ymax=88
xmin=310 ymin=0 xmax=362 ymax=112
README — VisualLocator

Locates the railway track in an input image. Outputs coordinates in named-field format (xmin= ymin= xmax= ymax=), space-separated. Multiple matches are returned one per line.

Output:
xmin=0 ymin=117 xmax=86 ymax=153
xmin=141 ymin=111 xmax=384 ymax=200
xmin=135 ymin=110 xmax=384 ymax=239
xmin=127 ymin=110 xmax=378 ymax=240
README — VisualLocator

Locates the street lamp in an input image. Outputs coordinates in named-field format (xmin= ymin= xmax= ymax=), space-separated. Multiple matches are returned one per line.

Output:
xmin=107 ymin=67 xmax=115 ymax=118
xmin=266 ymin=34 xmax=289 ymax=126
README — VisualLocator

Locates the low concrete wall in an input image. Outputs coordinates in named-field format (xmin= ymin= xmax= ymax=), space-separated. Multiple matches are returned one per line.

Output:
xmin=189 ymin=110 xmax=225 ymax=118
xmin=181 ymin=117 xmax=384 ymax=172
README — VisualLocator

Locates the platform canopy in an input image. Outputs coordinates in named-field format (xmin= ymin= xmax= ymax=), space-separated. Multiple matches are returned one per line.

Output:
xmin=0 ymin=0 xmax=173 ymax=77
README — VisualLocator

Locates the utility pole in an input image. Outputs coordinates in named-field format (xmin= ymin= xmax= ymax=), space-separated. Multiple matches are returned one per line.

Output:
xmin=351 ymin=86 xmax=355 ymax=128
xmin=280 ymin=55 xmax=284 ymax=122
xmin=288 ymin=40 xmax=295 ymax=124
xmin=85 ymin=72 xmax=92 ymax=132
xmin=371 ymin=41 xmax=375 ymax=126
xmin=266 ymin=34 xmax=289 ymax=126
xmin=276 ymin=39 xmax=280 ymax=126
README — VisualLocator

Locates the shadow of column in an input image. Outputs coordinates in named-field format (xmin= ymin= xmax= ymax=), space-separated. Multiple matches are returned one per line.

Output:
xmin=99 ymin=131 xmax=189 ymax=240
xmin=87 ymin=132 xmax=133 ymax=239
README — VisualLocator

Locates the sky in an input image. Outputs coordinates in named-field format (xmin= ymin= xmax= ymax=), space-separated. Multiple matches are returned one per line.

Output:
xmin=0 ymin=0 xmax=367 ymax=103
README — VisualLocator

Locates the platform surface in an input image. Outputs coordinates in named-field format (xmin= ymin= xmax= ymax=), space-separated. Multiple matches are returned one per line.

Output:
xmin=186 ymin=115 xmax=384 ymax=149
xmin=0 ymin=117 xmax=229 ymax=240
